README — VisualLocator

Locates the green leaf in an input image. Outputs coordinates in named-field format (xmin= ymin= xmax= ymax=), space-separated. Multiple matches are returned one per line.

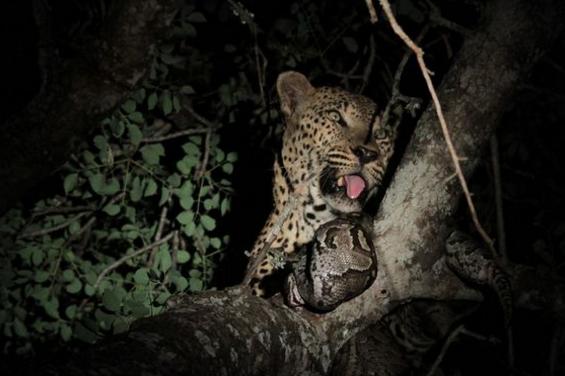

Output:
xmin=35 ymin=271 xmax=50 ymax=283
xmin=210 ymin=237 xmax=222 ymax=249
xmin=176 ymin=211 xmax=194 ymax=225
xmin=133 ymin=88 xmax=146 ymax=103
xmin=158 ymin=248 xmax=172 ymax=273
xmin=179 ymin=196 xmax=194 ymax=210
xmin=167 ymin=173 xmax=181 ymax=188
xmin=182 ymin=142 xmax=200 ymax=156
xmin=83 ymin=150 xmax=96 ymax=165
xmin=65 ymin=305 xmax=77 ymax=320
xmin=66 ymin=279 xmax=82 ymax=294
xmin=177 ymin=250 xmax=190 ymax=264
xmin=222 ymin=163 xmax=234 ymax=174
xmin=188 ymin=12 xmax=206 ymax=23
xmin=127 ymin=124 xmax=143 ymax=146
xmin=60 ymin=323 xmax=72 ymax=341
xmin=177 ymin=156 xmax=197 ymax=175
xmin=159 ymin=187 xmax=170 ymax=206
xmin=89 ymin=173 xmax=105 ymax=195
xmin=110 ymin=119 xmax=125 ymax=137
xmin=189 ymin=135 xmax=202 ymax=145
xmin=147 ymin=92 xmax=158 ymax=111
xmin=121 ymin=99 xmax=136 ymax=114
xmin=215 ymin=149 xmax=225 ymax=162
xmin=173 ymin=96 xmax=181 ymax=113
xmin=64 ymin=173 xmax=79 ymax=194
xmin=13 ymin=318 xmax=28 ymax=338
xmin=144 ymin=178 xmax=158 ymax=197
xmin=102 ymin=290 xmax=121 ymax=312
xmin=130 ymin=176 xmax=143 ymax=202
xmin=177 ymin=180 xmax=193 ymax=197
xmin=93 ymin=135 xmax=108 ymax=150
xmin=182 ymin=222 xmax=195 ymax=237
xmin=189 ymin=277 xmax=203 ymax=292
xmin=140 ymin=144 xmax=165 ymax=165
xmin=44 ymin=297 xmax=60 ymax=319
xmin=69 ymin=219 xmax=81 ymax=234
xmin=175 ymin=276 xmax=189 ymax=291
xmin=31 ymin=248 xmax=44 ymax=266
xmin=134 ymin=268 xmax=149 ymax=285
xmin=226 ymin=152 xmax=238 ymax=162
xmin=180 ymin=85 xmax=195 ymax=95
xmin=103 ymin=204 xmax=121 ymax=216
xmin=220 ymin=198 xmax=230 ymax=216
xmin=203 ymin=198 xmax=216 ymax=210
xmin=200 ymin=215 xmax=216 ymax=231
xmin=62 ymin=269 xmax=75 ymax=282
xmin=104 ymin=178 xmax=120 ymax=196
xmin=85 ymin=284 xmax=95 ymax=296
xmin=128 ymin=112 xmax=144 ymax=124
xmin=162 ymin=91 xmax=173 ymax=115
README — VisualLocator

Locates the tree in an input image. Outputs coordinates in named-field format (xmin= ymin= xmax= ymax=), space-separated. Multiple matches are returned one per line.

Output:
xmin=31 ymin=0 xmax=563 ymax=374
xmin=0 ymin=0 xmax=178 ymax=213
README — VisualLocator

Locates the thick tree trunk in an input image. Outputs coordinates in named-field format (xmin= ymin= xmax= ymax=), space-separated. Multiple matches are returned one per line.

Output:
xmin=0 ymin=0 xmax=178 ymax=212
xmin=46 ymin=0 xmax=564 ymax=375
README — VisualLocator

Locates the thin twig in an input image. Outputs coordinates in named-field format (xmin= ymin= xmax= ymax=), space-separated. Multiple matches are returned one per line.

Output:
xmin=426 ymin=325 xmax=464 ymax=376
xmin=196 ymin=129 xmax=212 ymax=179
xmin=141 ymin=128 xmax=209 ymax=143
xmin=357 ymin=35 xmax=377 ymax=93
xmin=460 ymin=328 xmax=501 ymax=344
xmin=365 ymin=0 xmax=379 ymax=23
xmin=185 ymin=104 xmax=217 ymax=129
xmin=22 ymin=212 xmax=89 ymax=238
xmin=425 ymin=0 xmax=472 ymax=36
xmin=93 ymin=232 xmax=175 ymax=291
xmin=381 ymin=24 xmax=429 ymax=128
xmin=490 ymin=136 xmax=507 ymax=262
xmin=149 ymin=204 xmax=169 ymax=266
xmin=378 ymin=0 xmax=496 ymax=256
xmin=32 ymin=205 xmax=94 ymax=217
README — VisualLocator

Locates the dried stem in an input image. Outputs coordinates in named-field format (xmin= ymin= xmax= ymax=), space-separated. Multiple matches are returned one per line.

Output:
xmin=381 ymin=24 xmax=429 ymax=128
xmin=490 ymin=136 xmax=507 ymax=262
xmin=426 ymin=325 xmax=464 ymax=376
xmin=378 ymin=0 xmax=496 ymax=256
xmin=22 ymin=212 xmax=89 ymax=238
xmin=141 ymin=128 xmax=209 ymax=143
xmin=365 ymin=0 xmax=379 ymax=23
xmin=357 ymin=35 xmax=377 ymax=93
xmin=196 ymin=129 xmax=212 ymax=179
xmin=149 ymin=204 xmax=170 ymax=266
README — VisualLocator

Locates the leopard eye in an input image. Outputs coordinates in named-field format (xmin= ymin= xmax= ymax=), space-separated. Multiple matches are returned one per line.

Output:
xmin=373 ymin=128 xmax=387 ymax=140
xmin=326 ymin=110 xmax=347 ymax=127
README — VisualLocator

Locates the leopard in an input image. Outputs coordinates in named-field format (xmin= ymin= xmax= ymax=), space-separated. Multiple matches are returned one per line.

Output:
xmin=244 ymin=71 xmax=397 ymax=297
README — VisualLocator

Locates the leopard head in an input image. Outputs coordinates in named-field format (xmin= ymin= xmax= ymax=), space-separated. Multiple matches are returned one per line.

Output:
xmin=276 ymin=71 xmax=396 ymax=213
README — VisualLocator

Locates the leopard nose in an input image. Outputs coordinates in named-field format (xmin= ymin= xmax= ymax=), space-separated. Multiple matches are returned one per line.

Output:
xmin=352 ymin=146 xmax=378 ymax=164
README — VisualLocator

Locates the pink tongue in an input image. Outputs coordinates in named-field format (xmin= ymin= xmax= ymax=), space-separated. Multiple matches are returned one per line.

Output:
xmin=344 ymin=175 xmax=366 ymax=199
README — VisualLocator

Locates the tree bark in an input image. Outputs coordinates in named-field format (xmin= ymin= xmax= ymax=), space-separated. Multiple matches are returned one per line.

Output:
xmin=46 ymin=0 xmax=564 ymax=375
xmin=0 ymin=0 xmax=178 ymax=212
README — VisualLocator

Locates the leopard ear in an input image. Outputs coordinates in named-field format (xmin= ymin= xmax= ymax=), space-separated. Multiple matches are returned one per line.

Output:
xmin=276 ymin=71 xmax=315 ymax=118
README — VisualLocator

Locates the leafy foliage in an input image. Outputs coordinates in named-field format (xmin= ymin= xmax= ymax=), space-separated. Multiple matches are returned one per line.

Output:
xmin=0 ymin=5 xmax=235 ymax=354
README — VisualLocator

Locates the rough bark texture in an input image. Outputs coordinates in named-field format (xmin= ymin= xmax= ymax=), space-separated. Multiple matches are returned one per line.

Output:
xmin=45 ymin=0 xmax=564 ymax=374
xmin=0 ymin=0 xmax=178 ymax=212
